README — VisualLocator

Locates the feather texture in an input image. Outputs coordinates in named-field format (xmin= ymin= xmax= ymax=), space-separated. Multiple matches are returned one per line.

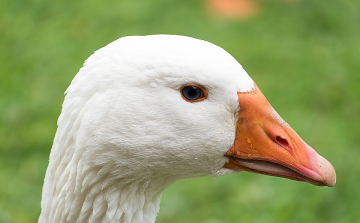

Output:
xmin=39 ymin=35 xmax=255 ymax=223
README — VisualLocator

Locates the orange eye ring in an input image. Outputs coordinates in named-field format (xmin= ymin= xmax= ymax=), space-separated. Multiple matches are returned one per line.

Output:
xmin=180 ymin=84 xmax=208 ymax=103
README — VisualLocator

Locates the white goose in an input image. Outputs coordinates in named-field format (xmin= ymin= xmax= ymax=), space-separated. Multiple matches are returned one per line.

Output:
xmin=39 ymin=35 xmax=336 ymax=223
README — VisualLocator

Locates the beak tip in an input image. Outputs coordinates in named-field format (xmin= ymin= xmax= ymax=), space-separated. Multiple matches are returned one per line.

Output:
xmin=316 ymin=155 xmax=336 ymax=187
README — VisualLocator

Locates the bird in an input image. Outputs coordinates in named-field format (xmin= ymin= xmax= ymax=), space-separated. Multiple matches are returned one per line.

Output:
xmin=39 ymin=35 xmax=336 ymax=223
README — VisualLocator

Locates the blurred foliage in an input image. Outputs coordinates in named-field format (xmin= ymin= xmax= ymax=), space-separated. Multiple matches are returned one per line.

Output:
xmin=0 ymin=0 xmax=359 ymax=222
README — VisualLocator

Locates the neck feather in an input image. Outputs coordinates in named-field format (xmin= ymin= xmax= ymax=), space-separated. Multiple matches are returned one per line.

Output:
xmin=39 ymin=114 xmax=174 ymax=223
xmin=39 ymin=159 xmax=172 ymax=223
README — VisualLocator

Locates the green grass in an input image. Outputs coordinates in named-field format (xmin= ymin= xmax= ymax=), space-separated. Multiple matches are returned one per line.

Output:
xmin=1 ymin=0 xmax=359 ymax=222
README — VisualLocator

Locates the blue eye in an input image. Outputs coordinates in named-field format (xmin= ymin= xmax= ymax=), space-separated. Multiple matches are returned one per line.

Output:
xmin=181 ymin=84 xmax=207 ymax=102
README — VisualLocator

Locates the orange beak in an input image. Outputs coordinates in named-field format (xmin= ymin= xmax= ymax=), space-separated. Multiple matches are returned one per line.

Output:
xmin=224 ymin=83 xmax=336 ymax=187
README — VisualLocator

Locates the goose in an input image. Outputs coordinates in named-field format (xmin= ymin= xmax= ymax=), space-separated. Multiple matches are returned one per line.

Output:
xmin=39 ymin=35 xmax=336 ymax=223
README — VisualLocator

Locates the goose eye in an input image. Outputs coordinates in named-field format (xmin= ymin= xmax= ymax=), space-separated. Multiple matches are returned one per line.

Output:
xmin=180 ymin=84 xmax=207 ymax=102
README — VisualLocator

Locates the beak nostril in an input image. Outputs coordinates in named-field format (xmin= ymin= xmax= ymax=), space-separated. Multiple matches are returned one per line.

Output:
xmin=275 ymin=136 xmax=290 ymax=150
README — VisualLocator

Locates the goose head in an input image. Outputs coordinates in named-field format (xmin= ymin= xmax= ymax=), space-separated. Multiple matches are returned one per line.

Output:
xmin=40 ymin=35 xmax=336 ymax=223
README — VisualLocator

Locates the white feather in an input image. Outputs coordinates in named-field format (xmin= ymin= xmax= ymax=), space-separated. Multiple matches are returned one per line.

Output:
xmin=39 ymin=35 xmax=255 ymax=223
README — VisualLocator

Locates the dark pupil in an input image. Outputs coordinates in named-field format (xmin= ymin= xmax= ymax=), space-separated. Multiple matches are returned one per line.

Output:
xmin=183 ymin=86 xmax=201 ymax=100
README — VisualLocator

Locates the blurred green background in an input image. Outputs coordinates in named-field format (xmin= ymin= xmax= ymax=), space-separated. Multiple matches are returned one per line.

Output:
xmin=1 ymin=0 xmax=359 ymax=222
